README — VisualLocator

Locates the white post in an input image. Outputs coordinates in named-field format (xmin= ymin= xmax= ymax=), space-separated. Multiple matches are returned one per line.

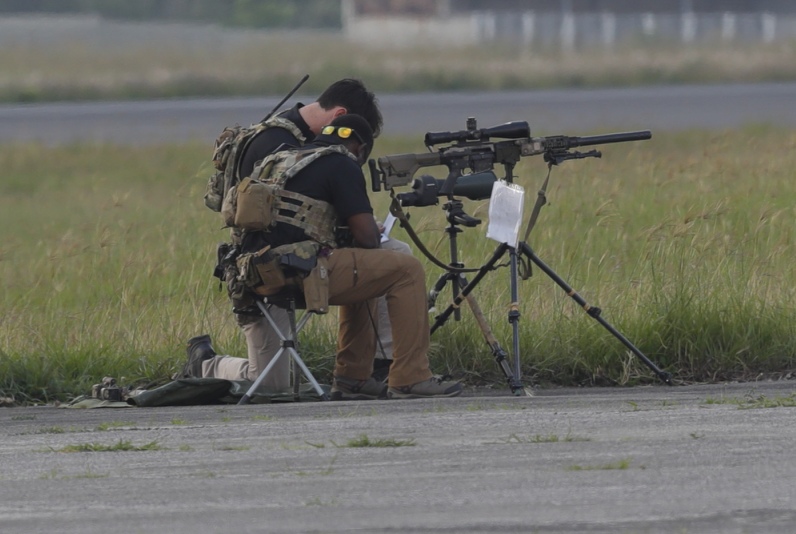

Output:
xmin=721 ymin=12 xmax=736 ymax=42
xmin=484 ymin=11 xmax=497 ymax=42
xmin=642 ymin=13 xmax=656 ymax=37
xmin=681 ymin=11 xmax=697 ymax=43
xmin=522 ymin=11 xmax=535 ymax=47
xmin=762 ymin=12 xmax=776 ymax=44
xmin=602 ymin=12 xmax=616 ymax=49
xmin=561 ymin=11 xmax=575 ymax=52
xmin=471 ymin=11 xmax=497 ymax=44
xmin=341 ymin=0 xmax=355 ymax=31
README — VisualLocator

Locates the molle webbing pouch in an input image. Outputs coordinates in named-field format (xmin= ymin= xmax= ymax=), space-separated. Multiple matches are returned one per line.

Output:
xmin=233 ymin=177 xmax=277 ymax=231
xmin=236 ymin=247 xmax=287 ymax=298
xmin=236 ymin=241 xmax=320 ymax=298
xmin=272 ymin=190 xmax=338 ymax=247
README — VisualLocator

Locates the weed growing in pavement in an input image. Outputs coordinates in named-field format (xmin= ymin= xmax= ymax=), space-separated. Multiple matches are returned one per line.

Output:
xmin=67 ymin=469 xmax=110 ymax=479
xmin=213 ymin=444 xmax=251 ymax=451
xmin=51 ymin=439 xmax=163 ymax=453
xmin=294 ymin=456 xmax=337 ymax=477
xmin=96 ymin=421 xmax=135 ymax=431
xmin=496 ymin=432 xmax=590 ymax=444
xmin=566 ymin=458 xmax=636 ymax=471
xmin=332 ymin=434 xmax=416 ymax=448
xmin=305 ymin=497 xmax=339 ymax=506
xmin=704 ymin=392 xmax=796 ymax=409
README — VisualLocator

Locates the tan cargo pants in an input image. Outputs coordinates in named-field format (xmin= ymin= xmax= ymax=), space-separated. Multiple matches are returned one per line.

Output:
xmin=373 ymin=237 xmax=414 ymax=360
xmin=327 ymin=247 xmax=432 ymax=389
xmin=201 ymin=309 xmax=291 ymax=391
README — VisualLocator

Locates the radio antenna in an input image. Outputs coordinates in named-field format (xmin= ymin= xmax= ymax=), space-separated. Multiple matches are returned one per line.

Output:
xmin=261 ymin=74 xmax=309 ymax=122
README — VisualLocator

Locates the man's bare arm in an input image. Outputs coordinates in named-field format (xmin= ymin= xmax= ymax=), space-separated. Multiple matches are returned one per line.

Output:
xmin=347 ymin=212 xmax=381 ymax=249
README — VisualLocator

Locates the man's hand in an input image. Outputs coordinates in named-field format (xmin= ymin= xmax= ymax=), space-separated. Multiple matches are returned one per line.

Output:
xmin=347 ymin=212 xmax=381 ymax=249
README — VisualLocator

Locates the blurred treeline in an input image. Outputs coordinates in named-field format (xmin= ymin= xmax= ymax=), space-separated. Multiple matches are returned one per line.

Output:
xmin=0 ymin=0 xmax=342 ymax=29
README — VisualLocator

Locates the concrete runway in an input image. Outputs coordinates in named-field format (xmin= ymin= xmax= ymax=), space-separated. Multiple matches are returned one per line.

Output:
xmin=2 ymin=380 xmax=796 ymax=533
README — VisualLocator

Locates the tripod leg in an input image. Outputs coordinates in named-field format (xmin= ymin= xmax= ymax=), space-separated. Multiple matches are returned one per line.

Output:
xmin=431 ymin=242 xmax=509 ymax=334
xmin=509 ymin=247 xmax=522 ymax=387
xmin=457 ymin=278 xmax=530 ymax=397
xmin=428 ymin=271 xmax=456 ymax=316
xmin=238 ymin=348 xmax=287 ymax=405
xmin=519 ymin=242 xmax=672 ymax=385
xmin=430 ymin=242 xmax=529 ymax=395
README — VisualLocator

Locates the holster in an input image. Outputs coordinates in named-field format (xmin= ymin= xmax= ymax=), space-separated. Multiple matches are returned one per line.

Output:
xmin=301 ymin=255 xmax=330 ymax=314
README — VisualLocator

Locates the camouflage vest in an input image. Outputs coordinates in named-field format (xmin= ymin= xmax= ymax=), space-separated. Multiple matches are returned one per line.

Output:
xmin=204 ymin=115 xmax=307 ymax=213
xmin=245 ymin=144 xmax=356 ymax=248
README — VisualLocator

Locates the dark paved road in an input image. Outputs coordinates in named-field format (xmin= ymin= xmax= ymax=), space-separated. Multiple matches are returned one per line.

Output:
xmin=0 ymin=82 xmax=794 ymax=146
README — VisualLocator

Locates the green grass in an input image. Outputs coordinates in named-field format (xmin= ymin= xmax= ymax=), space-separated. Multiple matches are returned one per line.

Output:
xmin=336 ymin=434 xmax=416 ymax=448
xmin=705 ymin=392 xmax=796 ymax=409
xmin=1 ymin=126 xmax=796 ymax=403
xmin=498 ymin=433 xmax=590 ymax=444
xmin=96 ymin=421 xmax=135 ymax=431
xmin=566 ymin=458 xmax=635 ymax=471
xmin=0 ymin=31 xmax=795 ymax=102
xmin=52 ymin=440 xmax=163 ymax=453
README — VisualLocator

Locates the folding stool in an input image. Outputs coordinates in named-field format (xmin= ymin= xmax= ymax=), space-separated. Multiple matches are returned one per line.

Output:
xmin=237 ymin=288 xmax=329 ymax=404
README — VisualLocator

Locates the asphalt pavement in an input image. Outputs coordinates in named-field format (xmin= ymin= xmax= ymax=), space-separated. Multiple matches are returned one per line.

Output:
xmin=2 ymin=380 xmax=796 ymax=533
xmin=1 ymin=82 xmax=795 ymax=145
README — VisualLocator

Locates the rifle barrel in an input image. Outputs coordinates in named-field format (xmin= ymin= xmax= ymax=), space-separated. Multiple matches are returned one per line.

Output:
xmin=571 ymin=130 xmax=651 ymax=148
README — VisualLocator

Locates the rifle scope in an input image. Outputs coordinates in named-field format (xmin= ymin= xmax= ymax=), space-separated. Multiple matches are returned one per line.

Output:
xmin=425 ymin=119 xmax=530 ymax=147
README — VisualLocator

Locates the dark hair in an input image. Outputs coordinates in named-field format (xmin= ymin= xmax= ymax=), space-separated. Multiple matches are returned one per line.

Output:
xmin=316 ymin=78 xmax=383 ymax=138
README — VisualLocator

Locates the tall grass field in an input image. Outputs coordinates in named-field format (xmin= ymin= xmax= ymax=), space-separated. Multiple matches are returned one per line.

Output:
xmin=1 ymin=127 xmax=795 ymax=403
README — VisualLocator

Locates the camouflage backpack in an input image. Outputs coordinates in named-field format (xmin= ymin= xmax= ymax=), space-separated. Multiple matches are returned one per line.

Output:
xmin=204 ymin=115 xmax=306 ymax=213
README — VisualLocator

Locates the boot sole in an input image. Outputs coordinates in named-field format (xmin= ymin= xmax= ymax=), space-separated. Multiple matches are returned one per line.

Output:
xmin=330 ymin=390 xmax=386 ymax=401
xmin=387 ymin=388 xmax=463 ymax=400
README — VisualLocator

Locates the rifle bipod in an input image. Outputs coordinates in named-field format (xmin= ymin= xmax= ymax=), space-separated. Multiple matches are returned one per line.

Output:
xmin=517 ymin=242 xmax=673 ymax=386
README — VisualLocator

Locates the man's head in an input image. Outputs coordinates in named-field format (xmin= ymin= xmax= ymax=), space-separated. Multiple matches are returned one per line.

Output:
xmin=316 ymin=114 xmax=374 ymax=166
xmin=303 ymin=78 xmax=383 ymax=138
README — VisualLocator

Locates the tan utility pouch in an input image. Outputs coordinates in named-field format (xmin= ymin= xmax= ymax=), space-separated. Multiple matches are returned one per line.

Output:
xmin=236 ymin=242 xmax=321 ymax=298
xmin=301 ymin=255 xmax=330 ymax=314
xmin=234 ymin=178 xmax=276 ymax=231
xmin=236 ymin=246 xmax=286 ymax=297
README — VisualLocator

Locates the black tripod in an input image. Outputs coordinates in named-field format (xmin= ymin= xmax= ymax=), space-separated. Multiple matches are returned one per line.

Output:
xmin=426 ymin=164 xmax=672 ymax=394
xmin=427 ymin=200 xmax=527 ymax=395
